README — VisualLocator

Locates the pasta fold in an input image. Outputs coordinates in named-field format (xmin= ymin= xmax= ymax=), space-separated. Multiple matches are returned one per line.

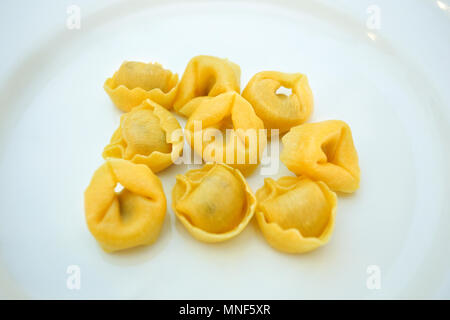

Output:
xmin=184 ymin=92 xmax=266 ymax=175
xmin=103 ymin=99 xmax=184 ymax=173
xmin=281 ymin=120 xmax=360 ymax=193
xmin=172 ymin=163 xmax=256 ymax=243
xmin=242 ymin=71 xmax=313 ymax=134
xmin=84 ymin=159 xmax=166 ymax=252
xmin=173 ymin=55 xmax=241 ymax=117
xmin=256 ymin=176 xmax=337 ymax=253
xmin=104 ymin=61 xmax=178 ymax=112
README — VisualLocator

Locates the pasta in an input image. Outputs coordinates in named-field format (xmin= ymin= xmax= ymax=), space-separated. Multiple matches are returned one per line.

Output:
xmin=255 ymin=176 xmax=337 ymax=253
xmin=86 ymin=54 xmax=362 ymax=256
xmin=104 ymin=61 xmax=178 ymax=112
xmin=242 ymin=71 xmax=313 ymax=134
xmin=281 ymin=120 xmax=360 ymax=193
xmin=173 ymin=55 xmax=241 ymax=117
xmin=184 ymin=92 xmax=266 ymax=176
xmin=84 ymin=159 xmax=166 ymax=252
xmin=172 ymin=163 xmax=256 ymax=243
xmin=102 ymin=99 xmax=184 ymax=173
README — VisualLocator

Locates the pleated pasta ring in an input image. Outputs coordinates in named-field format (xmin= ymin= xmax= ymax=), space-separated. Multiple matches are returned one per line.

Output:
xmin=173 ymin=55 xmax=241 ymax=117
xmin=184 ymin=92 xmax=266 ymax=176
xmin=256 ymin=176 xmax=337 ymax=254
xmin=242 ymin=71 xmax=313 ymax=135
xmin=84 ymin=159 xmax=167 ymax=252
xmin=172 ymin=163 xmax=256 ymax=243
xmin=281 ymin=120 xmax=360 ymax=193
xmin=102 ymin=99 xmax=184 ymax=173
xmin=104 ymin=61 xmax=178 ymax=112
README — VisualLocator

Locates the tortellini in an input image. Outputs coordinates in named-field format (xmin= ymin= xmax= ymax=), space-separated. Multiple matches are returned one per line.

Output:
xmin=242 ymin=71 xmax=313 ymax=134
xmin=86 ymin=54 xmax=361 ymax=256
xmin=281 ymin=120 xmax=360 ymax=193
xmin=256 ymin=176 xmax=337 ymax=253
xmin=173 ymin=55 xmax=241 ymax=117
xmin=104 ymin=61 xmax=178 ymax=112
xmin=84 ymin=159 xmax=166 ymax=252
xmin=172 ymin=163 xmax=256 ymax=243
xmin=102 ymin=99 xmax=184 ymax=173
xmin=184 ymin=92 xmax=266 ymax=175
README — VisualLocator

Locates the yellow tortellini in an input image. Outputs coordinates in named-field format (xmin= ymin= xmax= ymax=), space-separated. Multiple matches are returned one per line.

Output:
xmin=173 ymin=55 xmax=241 ymax=117
xmin=242 ymin=71 xmax=313 ymax=134
xmin=256 ymin=176 xmax=337 ymax=254
xmin=281 ymin=120 xmax=360 ymax=193
xmin=102 ymin=99 xmax=184 ymax=173
xmin=104 ymin=61 xmax=178 ymax=112
xmin=86 ymin=54 xmax=362 ymax=257
xmin=84 ymin=159 xmax=167 ymax=252
xmin=172 ymin=163 xmax=256 ymax=243
xmin=184 ymin=92 xmax=266 ymax=176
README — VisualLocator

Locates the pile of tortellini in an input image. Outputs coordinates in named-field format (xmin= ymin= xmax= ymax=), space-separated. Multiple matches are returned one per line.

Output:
xmin=84 ymin=55 xmax=360 ymax=254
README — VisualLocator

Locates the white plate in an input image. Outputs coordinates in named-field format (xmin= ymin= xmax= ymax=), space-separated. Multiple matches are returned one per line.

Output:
xmin=0 ymin=0 xmax=449 ymax=299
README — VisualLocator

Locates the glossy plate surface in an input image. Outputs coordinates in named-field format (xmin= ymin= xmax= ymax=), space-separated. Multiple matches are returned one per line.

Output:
xmin=0 ymin=0 xmax=449 ymax=298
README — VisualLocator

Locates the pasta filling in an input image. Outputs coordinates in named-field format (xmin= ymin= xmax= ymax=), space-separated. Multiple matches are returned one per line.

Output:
xmin=176 ymin=165 xmax=246 ymax=234
xmin=261 ymin=179 xmax=330 ymax=237
xmin=121 ymin=108 xmax=172 ymax=159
